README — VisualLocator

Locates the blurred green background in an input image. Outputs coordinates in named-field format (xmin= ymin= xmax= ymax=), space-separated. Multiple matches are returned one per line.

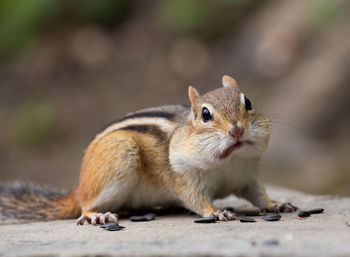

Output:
xmin=0 ymin=0 xmax=349 ymax=195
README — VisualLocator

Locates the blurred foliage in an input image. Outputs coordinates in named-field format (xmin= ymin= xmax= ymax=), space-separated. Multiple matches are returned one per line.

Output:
xmin=159 ymin=0 xmax=260 ymax=41
xmin=308 ymin=0 xmax=345 ymax=29
xmin=0 ymin=0 xmax=262 ymax=55
xmin=0 ymin=0 xmax=60 ymax=54
xmin=75 ymin=0 xmax=130 ymax=25
xmin=0 ymin=0 xmax=131 ymax=55
xmin=11 ymin=101 xmax=58 ymax=149
xmin=1 ymin=0 xmax=348 ymax=55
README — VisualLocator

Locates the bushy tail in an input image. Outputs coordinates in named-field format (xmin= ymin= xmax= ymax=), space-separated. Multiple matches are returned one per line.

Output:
xmin=0 ymin=182 xmax=81 ymax=222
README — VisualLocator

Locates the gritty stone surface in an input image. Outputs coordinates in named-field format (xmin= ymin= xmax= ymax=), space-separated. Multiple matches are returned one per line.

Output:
xmin=0 ymin=186 xmax=349 ymax=257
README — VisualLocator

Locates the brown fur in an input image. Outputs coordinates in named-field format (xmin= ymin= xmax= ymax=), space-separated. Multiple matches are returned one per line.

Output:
xmin=56 ymin=191 xmax=81 ymax=219
xmin=0 ymin=183 xmax=80 ymax=221
xmin=78 ymin=130 xmax=142 ymax=208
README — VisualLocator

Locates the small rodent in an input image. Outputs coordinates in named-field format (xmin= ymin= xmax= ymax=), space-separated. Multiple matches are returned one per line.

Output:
xmin=0 ymin=75 xmax=297 ymax=225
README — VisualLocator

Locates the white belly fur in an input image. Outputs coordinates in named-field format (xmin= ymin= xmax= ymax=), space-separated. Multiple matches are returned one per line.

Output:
xmin=198 ymin=156 xmax=259 ymax=200
xmin=89 ymin=157 xmax=258 ymax=212
xmin=89 ymin=176 xmax=179 ymax=212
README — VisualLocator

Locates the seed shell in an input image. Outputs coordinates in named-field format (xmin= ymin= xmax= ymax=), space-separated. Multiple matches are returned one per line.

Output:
xmin=307 ymin=208 xmax=324 ymax=214
xmin=100 ymin=223 xmax=125 ymax=231
xmin=240 ymin=216 xmax=256 ymax=223
xmin=262 ymin=214 xmax=281 ymax=221
xmin=130 ymin=213 xmax=156 ymax=222
xmin=298 ymin=211 xmax=311 ymax=218
xmin=144 ymin=213 xmax=156 ymax=221
xmin=194 ymin=217 xmax=216 ymax=223
xmin=130 ymin=215 xmax=147 ymax=222
xmin=263 ymin=239 xmax=279 ymax=246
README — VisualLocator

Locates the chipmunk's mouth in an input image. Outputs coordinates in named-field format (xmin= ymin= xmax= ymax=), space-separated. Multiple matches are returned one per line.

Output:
xmin=218 ymin=141 xmax=253 ymax=159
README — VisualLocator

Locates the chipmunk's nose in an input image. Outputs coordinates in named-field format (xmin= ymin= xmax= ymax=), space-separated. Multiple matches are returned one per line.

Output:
xmin=229 ymin=122 xmax=244 ymax=139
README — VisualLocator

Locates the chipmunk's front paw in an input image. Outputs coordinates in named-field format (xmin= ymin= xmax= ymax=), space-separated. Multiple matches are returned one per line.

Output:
xmin=91 ymin=212 xmax=118 ymax=225
xmin=262 ymin=202 xmax=298 ymax=214
xmin=210 ymin=209 xmax=238 ymax=221
xmin=76 ymin=214 xmax=91 ymax=225
xmin=76 ymin=212 xmax=118 ymax=225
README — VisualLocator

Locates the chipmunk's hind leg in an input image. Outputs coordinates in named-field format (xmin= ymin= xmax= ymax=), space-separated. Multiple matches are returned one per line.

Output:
xmin=77 ymin=130 xmax=141 ymax=225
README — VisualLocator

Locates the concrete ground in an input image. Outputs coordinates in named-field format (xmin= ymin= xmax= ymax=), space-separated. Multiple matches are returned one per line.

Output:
xmin=0 ymin=186 xmax=349 ymax=257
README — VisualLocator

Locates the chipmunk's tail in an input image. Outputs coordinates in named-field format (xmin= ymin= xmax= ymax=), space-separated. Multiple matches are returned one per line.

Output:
xmin=0 ymin=182 xmax=81 ymax=222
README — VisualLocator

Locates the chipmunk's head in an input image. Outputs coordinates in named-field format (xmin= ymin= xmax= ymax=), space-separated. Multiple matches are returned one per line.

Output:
xmin=188 ymin=75 xmax=270 ymax=163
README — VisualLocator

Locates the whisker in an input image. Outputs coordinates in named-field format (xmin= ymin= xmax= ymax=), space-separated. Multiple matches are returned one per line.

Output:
xmin=269 ymin=123 xmax=300 ymax=137
xmin=267 ymin=114 xmax=301 ymax=131
xmin=264 ymin=113 xmax=299 ymax=122
xmin=269 ymin=120 xmax=301 ymax=133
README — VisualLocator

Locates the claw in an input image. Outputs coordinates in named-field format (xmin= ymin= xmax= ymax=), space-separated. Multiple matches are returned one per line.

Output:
xmin=105 ymin=212 xmax=118 ymax=223
xmin=91 ymin=214 xmax=100 ymax=225
xmin=76 ymin=212 xmax=119 ymax=226
xmin=280 ymin=202 xmax=298 ymax=212
xmin=76 ymin=214 xmax=91 ymax=225
xmin=262 ymin=202 xmax=298 ymax=213
xmin=99 ymin=213 xmax=106 ymax=224
xmin=211 ymin=209 xmax=237 ymax=221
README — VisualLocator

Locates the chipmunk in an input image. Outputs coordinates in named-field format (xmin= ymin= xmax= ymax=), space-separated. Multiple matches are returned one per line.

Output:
xmin=0 ymin=75 xmax=297 ymax=225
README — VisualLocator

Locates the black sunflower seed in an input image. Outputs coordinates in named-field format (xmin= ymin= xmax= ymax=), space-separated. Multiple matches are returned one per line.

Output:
xmin=307 ymin=208 xmax=324 ymax=214
xmin=194 ymin=216 xmax=216 ymax=223
xmin=298 ymin=211 xmax=311 ymax=218
xmin=130 ymin=213 xmax=156 ymax=222
xmin=144 ymin=213 xmax=156 ymax=221
xmin=263 ymin=214 xmax=281 ymax=221
xmin=130 ymin=215 xmax=147 ymax=222
xmin=263 ymin=239 xmax=279 ymax=246
xmin=240 ymin=216 xmax=256 ymax=223
xmin=100 ymin=223 xmax=125 ymax=231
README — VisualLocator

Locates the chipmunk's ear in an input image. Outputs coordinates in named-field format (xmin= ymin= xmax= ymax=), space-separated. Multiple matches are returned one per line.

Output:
xmin=222 ymin=75 xmax=239 ymax=88
xmin=188 ymin=86 xmax=200 ymax=107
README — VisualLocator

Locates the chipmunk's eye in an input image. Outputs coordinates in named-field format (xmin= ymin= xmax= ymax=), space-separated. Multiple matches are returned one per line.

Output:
xmin=201 ymin=107 xmax=212 ymax=122
xmin=241 ymin=93 xmax=252 ymax=111
xmin=244 ymin=97 xmax=252 ymax=111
